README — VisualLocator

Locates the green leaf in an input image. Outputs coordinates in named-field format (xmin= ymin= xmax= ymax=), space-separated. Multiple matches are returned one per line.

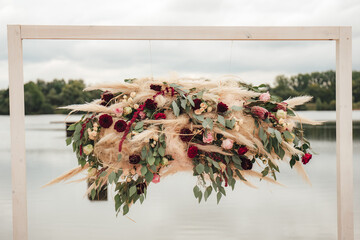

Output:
xmin=180 ymin=99 xmax=187 ymax=109
xmin=193 ymin=186 xmax=200 ymax=198
xmin=192 ymin=114 xmax=205 ymax=122
xmin=67 ymin=123 xmax=76 ymax=131
xmin=91 ymin=189 xmax=96 ymax=200
xmin=290 ymin=157 xmax=296 ymax=168
xmin=217 ymin=192 xmax=222 ymax=204
xmin=108 ymin=172 xmax=116 ymax=184
xmin=147 ymin=156 xmax=155 ymax=165
xmin=219 ymin=186 xmax=226 ymax=196
xmin=197 ymin=191 xmax=203 ymax=203
xmin=66 ymin=137 xmax=72 ymax=146
xmin=99 ymin=171 xmax=107 ymax=177
xmin=141 ymin=146 xmax=147 ymax=159
xmin=231 ymin=155 xmax=241 ymax=165
xmin=287 ymin=108 xmax=296 ymax=116
xmin=262 ymin=167 xmax=269 ymax=177
xmin=277 ymin=147 xmax=285 ymax=160
xmin=259 ymin=126 xmax=267 ymax=143
xmin=235 ymin=169 xmax=247 ymax=181
xmin=134 ymin=121 xmax=144 ymax=130
xmin=123 ymin=205 xmax=129 ymax=215
xmin=140 ymin=195 xmax=145 ymax=204
xmin=129 ymin=185 xmax=136 ymax=197
xmin=145 ymin=171 xmax=154 ymax=183
xmin=172 ymin=101 xmax=180 ymax=116
xmin=187 ymin=96 xmax=195 ymax=107
xmin=195 ymin=163 xmax=205 ymax=174
xmin=217 ymin=115 xmax=226 ymax=127
xmin=158 ymin=146 xmax=165 ymax=157
xmin=283 ymin=131 xmax=294 ymax=141
xmin=231 ymin=105 xmax=243 ymax=111
xmin=141 ymin=166 xmax=147 ymax=176
xmin=225 ymin=118 xmax=236 ymax=129
xmin=274 ymin=130 xmax=282 ymax=143
xmin=204 ymin=186 xmax=213 ymax=201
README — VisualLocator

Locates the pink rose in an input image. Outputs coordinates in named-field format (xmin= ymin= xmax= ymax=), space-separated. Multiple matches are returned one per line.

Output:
xmin=221 ymin=139 xmax=234 ymax=150
xmin=152 ymin=174 xmax=160 ymax=184
xmin=138 ymin=111 xmax=146 ymax=120
xmin=259 ymin=91 xmax=271 ymax=102
xmin=203 ymin=131 xmax=214 ymax=144
xmin=113 ymin=107 xmax=123 ymax=116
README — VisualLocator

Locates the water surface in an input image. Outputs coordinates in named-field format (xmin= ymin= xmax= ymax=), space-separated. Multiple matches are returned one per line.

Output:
xmin=0 ymin=111 xmax=359 ymax=240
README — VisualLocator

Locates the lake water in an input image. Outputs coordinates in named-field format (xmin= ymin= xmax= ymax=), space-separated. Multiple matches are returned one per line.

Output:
xmin=0 ymin=111 xmax=359 ymax=240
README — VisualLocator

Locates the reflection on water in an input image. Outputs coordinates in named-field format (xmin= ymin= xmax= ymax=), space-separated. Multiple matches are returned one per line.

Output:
xmin=0 ymin=112 xmax=359 ymax=240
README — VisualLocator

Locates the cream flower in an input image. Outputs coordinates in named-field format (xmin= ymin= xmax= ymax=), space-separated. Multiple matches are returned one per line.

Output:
xmin=221 ymin=138 xmax=234 ymax=150
xmin=83 ymin=144 xmax=93 ymax=155
xmin=200 ymin=102 xmax=207 ymax=108
xmin=194 ymin=109 xmax=202 ymax=115
xmin=276 ymin=109 xmax=287 ymax=119
xmin=130 ymin=92 xmax=136 ymax=98
xmin=207 ymin=106 xmax=213 ymax=112
xmin=133 ymin=104 xmax=139 ymax=110
xmin=123 ymin=107 xmax=132 ymax=116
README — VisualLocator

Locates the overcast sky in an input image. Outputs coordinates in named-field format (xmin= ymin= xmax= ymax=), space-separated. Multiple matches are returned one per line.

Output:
xmin=0 ymin=0 xmax=359 ymax=89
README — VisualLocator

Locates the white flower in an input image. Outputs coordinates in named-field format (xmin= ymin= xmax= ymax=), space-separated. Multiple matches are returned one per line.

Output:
xmin=127 ymin=97 xmax=133 ymax=103
xmin=93 ymin=122 xmax=98 ymax=128
xmin=123 ymin=107 xmax=132 ymax=116
xmin=279 ymin=118 xmax=285 ymax=125
xmin=83 ymin=144 xmax=93 ymax=155
xmin=276 ymin=109 xmax=287 ymax=119
xmin=133 ymin=104 xmax=139 ymax=110
xmin=130 ymin=92 xmax=136 ymax=98
xmin=207 ymin=106 xmax=213 ymax=112
xmin=123 ymin=95 xmax=128 ymax=99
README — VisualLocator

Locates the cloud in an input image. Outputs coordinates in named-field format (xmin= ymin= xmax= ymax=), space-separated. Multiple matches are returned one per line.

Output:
xmin=0 ymin=0 xmax=359 ymax=89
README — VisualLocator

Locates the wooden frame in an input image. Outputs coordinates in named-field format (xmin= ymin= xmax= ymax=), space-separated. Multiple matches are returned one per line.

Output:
xmin=7 ymin=25 xmax=353 ymax=240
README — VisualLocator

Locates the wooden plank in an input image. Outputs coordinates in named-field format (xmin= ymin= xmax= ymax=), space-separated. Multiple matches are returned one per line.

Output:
xmin=8 ymin=25 xmax=28 ymax=240
xmin=336 ymin=26 xmax=353 ymax=240
xmin=19 ymin=25 xmax=340 ymax=40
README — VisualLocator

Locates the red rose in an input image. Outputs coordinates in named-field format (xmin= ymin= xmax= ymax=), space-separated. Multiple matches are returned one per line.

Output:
xmin=114 ymin=120 xmax=127 ymax=132
xmin=238 ymin=146 xmax=248 ymax=155
xmin=99 ymin=114 xmax=113 ymax=128
xmin=101 ymin=91 xmax=114 ymax=103
xmin=187 ymin=146 xmax=198 ymax=158
xmin=129 ymin=155 xmax=141 ymax=164
xmin=192 ymin=99 xmax=202 ymax=110
xmin=302 ymin=153 xmax=312 ymax=164
xmin=180 ymin=128 xmax=193 ymax=142
xmin=240 ymin=156 xmax=253 ymax=170
xmin=145 ymin=99 xmax=157 ymax=110
xmin=150 ymin=84 xmax=162 ymax=91
xmin=154 ymin=113 xmax=166 ymax=120
xmin=217 ymin=102 xmax=228 ymax=113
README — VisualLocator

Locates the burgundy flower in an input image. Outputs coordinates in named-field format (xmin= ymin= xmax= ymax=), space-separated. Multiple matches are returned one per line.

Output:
xmin=180 ymin=128 xmax=193 ymax=142
xmin=101 ymin=91 xmax=114 ymax=103
xmin=114 ymin=120 xmax=127 ymax=132
xmin=274 ymin=102 xmax=288 ymax=111
xmin=241 ymin=156 xmax=253 ymax=170
xmin=217 ymin=102 xmax=228 ymax=113
xmin=154 ymin=113 xmax=166 ymax=120
xmin=145 ymin=99 xmax=157 ymax=110
xmin=100 ymin=101 xmax=107 ymax=106
xmin=302 ymin=153 xmax=312 ymax=165
xmin=192 ymin=98 xmax=202 ymax=110
xmin=150 ymin=84 xmax=162 ymax=91
xmin=251 ymin=106 xmax=269 ymax=120
xmin=136 ymin=182 xmax=147 ymax=194
xmin=129 ymin=155 xmax=141 ymax=164
xmin=187 ymin=146 xmax=198 ymax=158
xmin=238 ymin=146 xmax=248 ymax=155
xmin=99 ymin=114 xmax=113 ymax=128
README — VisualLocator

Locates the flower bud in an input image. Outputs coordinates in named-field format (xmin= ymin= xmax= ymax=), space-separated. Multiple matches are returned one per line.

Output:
xmin=123 ymin=107 xmax=133 ymax=116
xmin=83 ymin=144 xmax=93 ymax=155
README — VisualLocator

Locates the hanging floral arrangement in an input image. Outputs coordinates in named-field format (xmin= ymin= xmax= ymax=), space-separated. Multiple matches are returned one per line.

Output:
xmin=45 ymin=77 xmax=320 ymax=215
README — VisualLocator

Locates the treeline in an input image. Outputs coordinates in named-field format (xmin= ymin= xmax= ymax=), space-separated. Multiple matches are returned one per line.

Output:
xmin=269 ymin=70 xmax=360 ymax=110
xmin=0 ymin=70 xmax=359 ymax=115
xmin=0 ymin=79 xmax=100 ymax=115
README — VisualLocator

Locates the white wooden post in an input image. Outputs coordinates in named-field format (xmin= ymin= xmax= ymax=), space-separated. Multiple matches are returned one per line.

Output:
xmin=7 ymin=25 xmax=353 ymax=240
xmin=336 ymin=26 xmax=353 ymax=240
xmin=7 ymin=25 xmax=28 ymax=240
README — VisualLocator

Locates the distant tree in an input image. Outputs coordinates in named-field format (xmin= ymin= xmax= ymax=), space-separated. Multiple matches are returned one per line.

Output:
xmin=24 ymin=82 xmax=45 ymax=114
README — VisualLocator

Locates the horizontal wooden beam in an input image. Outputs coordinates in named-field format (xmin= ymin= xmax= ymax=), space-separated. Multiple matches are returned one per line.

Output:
xmin=18 ymin=25 xmax=341 ymax=40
